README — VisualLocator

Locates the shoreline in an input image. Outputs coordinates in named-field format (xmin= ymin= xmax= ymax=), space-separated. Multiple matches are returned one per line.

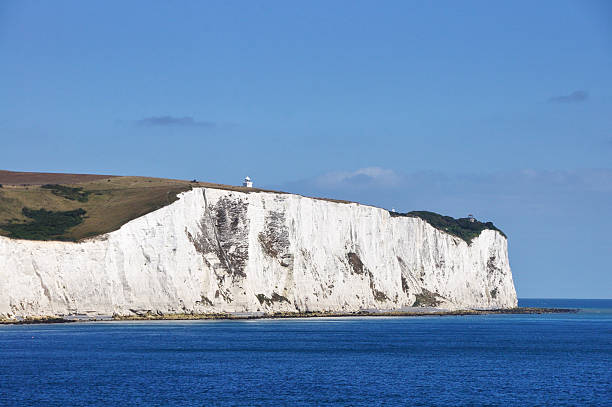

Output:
xmin=0 ymin=307 xmax=578 ymax=325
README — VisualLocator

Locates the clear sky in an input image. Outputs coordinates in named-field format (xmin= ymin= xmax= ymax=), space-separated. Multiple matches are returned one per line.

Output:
xmin=1 ymin=1 xmax=611 ymax=298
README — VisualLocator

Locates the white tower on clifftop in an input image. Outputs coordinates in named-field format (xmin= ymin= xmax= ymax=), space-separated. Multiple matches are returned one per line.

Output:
xmin=243 ymin=176 xmax=253 ymax=188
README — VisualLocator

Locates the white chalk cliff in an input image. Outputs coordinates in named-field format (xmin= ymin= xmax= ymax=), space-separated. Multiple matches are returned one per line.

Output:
xmin=0 ymin=188 xmax=517 ymax=319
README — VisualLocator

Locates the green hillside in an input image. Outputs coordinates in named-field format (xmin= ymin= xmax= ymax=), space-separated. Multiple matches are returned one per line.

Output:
xmin=391 ymin=210 xmax=506 ymax=243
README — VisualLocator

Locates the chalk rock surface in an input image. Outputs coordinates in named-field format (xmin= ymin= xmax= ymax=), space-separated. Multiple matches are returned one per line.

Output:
xmin=0 ymin=188 xmax=517 ymax=318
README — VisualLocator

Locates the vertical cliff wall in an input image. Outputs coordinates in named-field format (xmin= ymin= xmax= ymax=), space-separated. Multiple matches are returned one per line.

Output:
xmin=0 ymin=188 xmax=517 ymax=318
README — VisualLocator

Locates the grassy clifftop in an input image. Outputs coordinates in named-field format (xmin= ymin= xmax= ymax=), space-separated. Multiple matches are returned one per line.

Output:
xmin=0 ymin=170 xmax=505 ymax=243
xmin=391 ymin=210 xmax=506 ymax=243
xmin=0 ymin=175 xmax=193 ymax=241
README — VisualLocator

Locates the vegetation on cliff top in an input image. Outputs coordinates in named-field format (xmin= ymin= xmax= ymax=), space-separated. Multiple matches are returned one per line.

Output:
xmin=391 ymin=210 xmax=506 ymax=243
xmin=0 ymin=170 xmax=505 ymax=243
xmin=0 ymin=207 xmax=87 ymax=241
xmin=41 ymin=184 xmax=91 ymax=202
xmin=0 ymin=175 xmax=192 ymax=241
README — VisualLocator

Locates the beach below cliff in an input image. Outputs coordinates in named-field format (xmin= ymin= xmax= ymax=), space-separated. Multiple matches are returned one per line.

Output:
xmin=0 ymin=306 xmax=576 ymax=325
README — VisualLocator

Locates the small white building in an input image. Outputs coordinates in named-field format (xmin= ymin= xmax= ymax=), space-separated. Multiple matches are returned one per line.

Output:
xmin=243 ymin=176 xmax=253 ymax=188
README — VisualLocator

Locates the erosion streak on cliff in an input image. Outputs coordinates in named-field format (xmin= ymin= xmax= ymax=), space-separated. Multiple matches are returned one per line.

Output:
xmin=0 ymin=188 xmax=517 ymax=319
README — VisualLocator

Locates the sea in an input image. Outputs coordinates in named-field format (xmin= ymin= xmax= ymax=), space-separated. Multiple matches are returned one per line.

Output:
xmin=1 ymin=299 xmax=611 ymax=406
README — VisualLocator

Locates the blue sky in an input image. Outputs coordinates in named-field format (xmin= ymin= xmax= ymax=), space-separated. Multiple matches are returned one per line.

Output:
xmin=1 ymin=1 xmax=611 ymax=298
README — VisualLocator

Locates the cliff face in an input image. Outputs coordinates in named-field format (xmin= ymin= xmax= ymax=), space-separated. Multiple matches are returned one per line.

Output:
xmin=0 ymin=188 xmax=517 ymax=318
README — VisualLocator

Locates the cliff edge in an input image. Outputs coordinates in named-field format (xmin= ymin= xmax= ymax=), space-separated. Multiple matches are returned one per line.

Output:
xmin=0 ymin=187 xmax=517 ymax=319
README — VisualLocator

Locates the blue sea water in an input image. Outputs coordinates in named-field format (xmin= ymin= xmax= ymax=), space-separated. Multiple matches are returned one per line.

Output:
xmin=1 ymin=299 xmax=611 ymax=406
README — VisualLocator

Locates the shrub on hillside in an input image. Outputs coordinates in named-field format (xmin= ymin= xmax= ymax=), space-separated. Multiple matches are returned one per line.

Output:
xmin=0 ymin=207 xmax=86 ymax=240
xmin=41 ymin=184 xmax=91 ymax=202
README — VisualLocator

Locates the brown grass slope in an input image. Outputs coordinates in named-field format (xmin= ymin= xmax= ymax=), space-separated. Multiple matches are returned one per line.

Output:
xmin=0 ymin=175 xmax=191 ymax=241
xmin=0 ymin=170 xmax=116 ymax=185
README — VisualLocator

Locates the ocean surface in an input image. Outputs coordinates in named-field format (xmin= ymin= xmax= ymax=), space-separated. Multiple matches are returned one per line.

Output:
xmin=1 ymin=299 xmax=611 ymax=406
